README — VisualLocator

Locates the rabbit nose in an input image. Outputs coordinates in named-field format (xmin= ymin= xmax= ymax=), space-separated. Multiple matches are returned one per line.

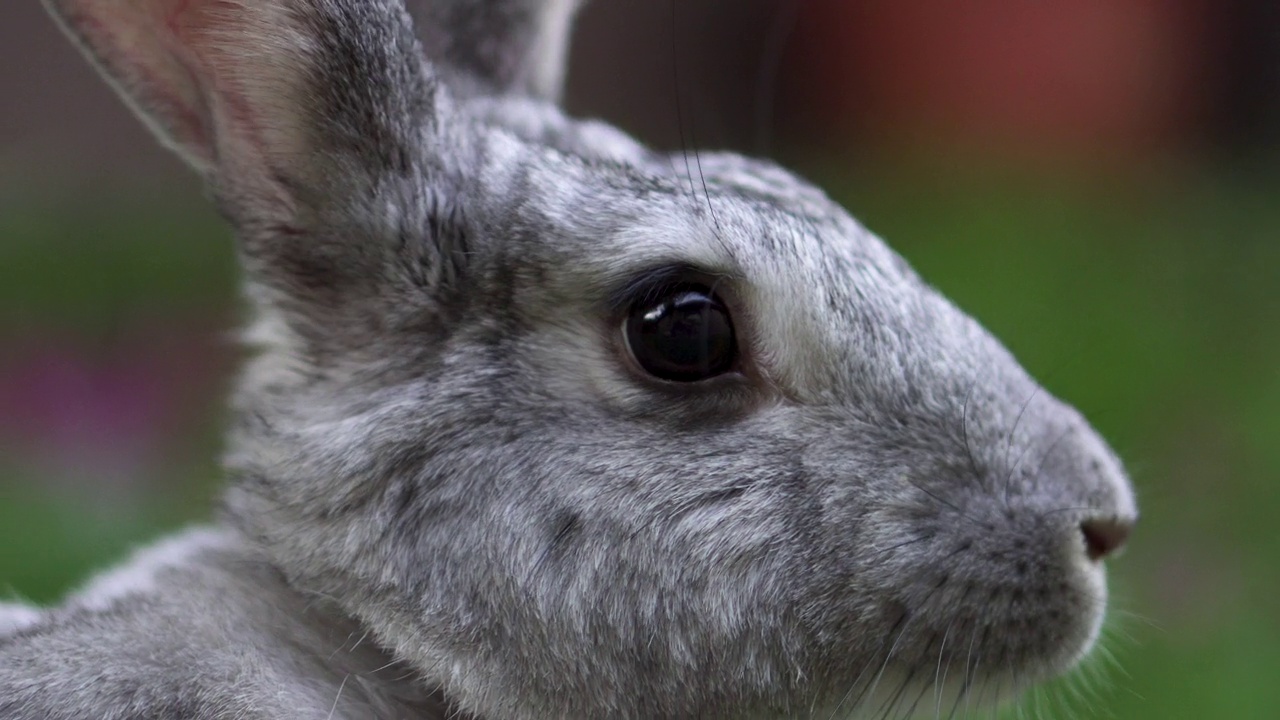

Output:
xmin=1079 ymin=517 xmax=1134 ymax=561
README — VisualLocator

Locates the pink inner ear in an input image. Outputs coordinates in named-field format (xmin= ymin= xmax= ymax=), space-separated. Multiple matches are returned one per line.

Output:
xmin=165 ymin=0 xmax=198 ymax=29
xmin=162 ymin=0 xmax=243 ymax=48
xmin=55 ymin=0 xmax=219 ymax=169
xmin=157 ymin=0 xmax=270 ymax=159
xmin=159 ymin=0 xmax=287 ymax=158
xmin=55 ymin=0 xmax=306 ymax=208
xmin=160 ymin=0 xmax=310 ymax=180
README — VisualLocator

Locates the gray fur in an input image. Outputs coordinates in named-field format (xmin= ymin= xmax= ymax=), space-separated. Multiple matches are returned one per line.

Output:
xmin=7 ymin=1 xmax=1137 ymax=718
xmin=0 ymin=603 xmax=41 ymax=636
xmin=414 ymin=0 xmax=583 ymax=100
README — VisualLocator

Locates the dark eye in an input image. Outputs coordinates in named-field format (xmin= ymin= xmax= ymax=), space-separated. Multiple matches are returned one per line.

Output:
xmin=624 ymin=285 xmax=737 ymax=382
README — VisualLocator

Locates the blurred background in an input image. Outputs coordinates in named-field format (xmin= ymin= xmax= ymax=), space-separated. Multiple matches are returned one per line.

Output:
xmin=1 ymin=0 xmax=1276 ymax=716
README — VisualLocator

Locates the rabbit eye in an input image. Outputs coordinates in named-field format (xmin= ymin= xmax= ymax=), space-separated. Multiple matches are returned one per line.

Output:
xmin=624 ymin=286 xmax=737 ymax=382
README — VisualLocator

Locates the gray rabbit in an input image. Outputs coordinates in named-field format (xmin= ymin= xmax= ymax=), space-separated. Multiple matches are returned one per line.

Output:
xmin=1 ymin=1 xmax=1137 ymax=718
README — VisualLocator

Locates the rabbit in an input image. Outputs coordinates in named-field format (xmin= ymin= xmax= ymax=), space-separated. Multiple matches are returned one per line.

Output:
xmin=0 ymin=0 xmax=1137 ymax=718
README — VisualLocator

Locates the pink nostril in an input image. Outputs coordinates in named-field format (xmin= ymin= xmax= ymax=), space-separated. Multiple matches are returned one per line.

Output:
xmin=1080 ymin=517 xmax=1133 ymax=561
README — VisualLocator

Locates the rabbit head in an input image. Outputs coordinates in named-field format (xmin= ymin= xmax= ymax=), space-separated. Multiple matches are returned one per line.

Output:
xmin=45 ymin=0 xmax=1136 ymax=718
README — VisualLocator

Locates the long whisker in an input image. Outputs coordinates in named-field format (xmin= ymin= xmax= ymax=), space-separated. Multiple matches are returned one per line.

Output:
xmin=933 ymin=619 xmax=955 ymax=720
xmin=1026 ymin=425 xmax=1076 ymax=494
xmin=944 ymin=627 xmax=980 ymax=720
xmin=905 ymin=477 xmax=983 ymax=525
xmin=826 ymin=610 xmax=911 ymax=720
xmin=667 ymin=0 xmax=733 ymax=265
xmin=1000 ymin=385 xmax=1043 ymax=505
xmin=871 ymin=664 xmax=918 ymax=720
xmin=668 ymin=0 xmax=698 ymax=202
xmin=959 ymin=379 xmax=986 ymax=492
xmin=685 ymin=94 xmax=723 ymax=236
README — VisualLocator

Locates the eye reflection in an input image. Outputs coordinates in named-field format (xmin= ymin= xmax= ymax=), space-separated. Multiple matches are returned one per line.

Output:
xmin=624 ymin=285 xmax=736 ymax=382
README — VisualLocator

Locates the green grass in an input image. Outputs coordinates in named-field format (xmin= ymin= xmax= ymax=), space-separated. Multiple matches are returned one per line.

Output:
xmin=0 ymin=195 xmax=234 ymax=332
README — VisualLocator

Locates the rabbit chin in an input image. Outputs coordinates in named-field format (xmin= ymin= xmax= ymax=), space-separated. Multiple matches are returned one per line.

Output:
xmin=812 ymin=616 xmax=1108 ymax=720
xmin=802 ymin=564 xmax=1109 ymax=719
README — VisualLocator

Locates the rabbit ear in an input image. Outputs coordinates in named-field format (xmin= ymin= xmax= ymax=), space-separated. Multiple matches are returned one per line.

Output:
xmin=44 ymin=0 xmax=437 ymax=222
xmin=417 ymin=0 xmax=584 ymax=101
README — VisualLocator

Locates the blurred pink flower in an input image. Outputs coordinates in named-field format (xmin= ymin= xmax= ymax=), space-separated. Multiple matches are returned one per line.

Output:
xmin=0 ymin=322 xmax=228 ymax=487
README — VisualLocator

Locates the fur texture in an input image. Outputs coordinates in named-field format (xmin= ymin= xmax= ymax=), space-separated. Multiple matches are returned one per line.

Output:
xmin=4 ymin=1 xmax=1136 ymax=718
